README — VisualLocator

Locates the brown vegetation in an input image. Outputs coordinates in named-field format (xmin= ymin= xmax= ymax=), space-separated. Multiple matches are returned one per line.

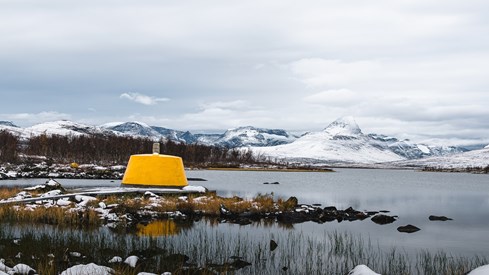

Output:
xmin=0 ymin=132 xmax=264 ymax=167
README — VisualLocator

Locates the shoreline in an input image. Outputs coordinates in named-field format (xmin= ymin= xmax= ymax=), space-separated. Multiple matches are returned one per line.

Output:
xmin=204 ymin=167 xmax=334 ymax=172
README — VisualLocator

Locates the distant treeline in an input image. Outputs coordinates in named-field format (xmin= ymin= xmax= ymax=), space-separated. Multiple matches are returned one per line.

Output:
xmin=422 ymin=166 xmax=489 ymax=174
xmin=0 ymin=130 xmax=256 ymax=166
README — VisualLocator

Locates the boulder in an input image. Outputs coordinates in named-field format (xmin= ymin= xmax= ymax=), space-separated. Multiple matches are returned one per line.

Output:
xmin=270 ymin=240 xmax=278 ymax=251
xmin=371 ymin=214 xmax=397 ymax=225
xmin=429 ymin=215 xmax=453 ymax=221
xmin=397 ymin=224 xmax=420 ymax=233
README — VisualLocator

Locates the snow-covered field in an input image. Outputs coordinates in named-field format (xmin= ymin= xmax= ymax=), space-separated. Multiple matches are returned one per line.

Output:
xmin=393 ymin=147 xmax=489 ymax=169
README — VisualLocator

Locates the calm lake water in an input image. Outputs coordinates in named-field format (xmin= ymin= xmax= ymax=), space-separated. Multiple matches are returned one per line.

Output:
xmin=2 ymin=168 xmax=489 ymax=258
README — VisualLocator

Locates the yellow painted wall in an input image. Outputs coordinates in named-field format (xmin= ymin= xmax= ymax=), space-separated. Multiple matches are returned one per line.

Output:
xmin=121 ymin=154 xmax=188 ymax=187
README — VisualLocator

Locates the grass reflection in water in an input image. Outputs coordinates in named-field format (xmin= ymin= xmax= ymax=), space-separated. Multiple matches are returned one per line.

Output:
xmin=0 ymin=220 xmax=486 ymax=274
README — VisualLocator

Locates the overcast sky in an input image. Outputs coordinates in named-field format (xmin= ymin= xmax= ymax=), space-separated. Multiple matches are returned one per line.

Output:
xmin=1 ymin=0 xmax=488 ymax=145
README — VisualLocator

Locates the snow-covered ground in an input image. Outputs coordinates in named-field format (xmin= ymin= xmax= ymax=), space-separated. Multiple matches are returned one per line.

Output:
xmin=393 ymin=146 xmax=489 ymax=169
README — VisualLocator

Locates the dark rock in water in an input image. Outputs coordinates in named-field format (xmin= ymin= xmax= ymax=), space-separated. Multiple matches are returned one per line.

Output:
xmin=379 ymin=210 xmax=390 ymax=213
xmin=233 ymin=218 xmax=252 ymax=226
xmin=263 ymin=182 xmax=269 ymax=184
xmin=397 ymin=224 xmax=420 ymax=233
xmin=277 ymin=211 xmax=309 ymax=224
xmin=429 ymin=215 xmax=453 ymax=221
xmin=187 ymin=177 xmax=207 ymax=181
xmin=282 ymin=266 xmax=289 ymax=271
xmin=231 ymin=259 xmax=252 ymax=270
xmin=323 ymin=206 xmax=337 ymax=212
xmin=366 ymin=211 xmax=379 ymax=216
xmin=270 ymin=240 xmax=278 ymax=251
xmin=271 ymin=181 xmax=279 ymax=184
xmin=312 ymin=203 xmax=322 ymax=207
xmin=354 ymin=212 xmax=369 ymax=220
xmin=371 ymin=214 xmax=397 ymax=225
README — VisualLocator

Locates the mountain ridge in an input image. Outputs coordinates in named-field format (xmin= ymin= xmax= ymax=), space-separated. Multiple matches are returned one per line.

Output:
xmin=0 ymin=118 xmax=480 ymax=165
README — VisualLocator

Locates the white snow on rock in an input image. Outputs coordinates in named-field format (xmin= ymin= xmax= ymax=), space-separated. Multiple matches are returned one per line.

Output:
xmin=468 ymin=264 xmax=489 ymax=275
xmin=0 ymin=259 xmax=12 ymax=273
xmin=40 ymin=190 xmax=62 ymax=198
xmin=46 ymin=179 xmax=60 ymax=186
xmin=56 ymin=198 xmax=72 ymax=206
xmin=108 ymin=256 xmax=123 ymax=263
xmin=137 ymin=273 xmax=158 ymax=275
xmin=183 ymin=185 xmax=207 ymax=193
xmin=70 ymin=252 xmax=82 ymax=258
xmin=60 ymin=263 xmax=114 ymax=275
xmin=10 ymin=263 xmax=36 ymax=275
xmin=124 ymin=255 xmax=139 ymax=268
xmin=348 ymin=264 xmax=381 ymax=275
xmin=75 ymin=195 xmax=98 ymax=206
xmin=485 ymin=145 xmax=489 ymax=149
xmin=5 ymin=171 xmax=17 ymax=178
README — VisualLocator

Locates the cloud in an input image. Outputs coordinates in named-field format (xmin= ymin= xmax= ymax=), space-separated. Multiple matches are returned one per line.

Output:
xmin=303 ymin=89 xmax=361 ymax=105
xmin=199 ymin=100 xmax=249 ymax=110
xmin=120 ymin=92 xmax=169 ymax=105
xmin=289 ymin=59 xmax=381 ymax=87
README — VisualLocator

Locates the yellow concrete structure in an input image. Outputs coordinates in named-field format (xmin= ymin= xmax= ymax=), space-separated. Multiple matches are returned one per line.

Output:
xmin=121 ymin=154 xmax=188 ymax=187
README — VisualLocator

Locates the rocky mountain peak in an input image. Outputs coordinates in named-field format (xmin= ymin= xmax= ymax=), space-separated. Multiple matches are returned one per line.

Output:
xmin=324 ymin=116 xmax=362 ymax=136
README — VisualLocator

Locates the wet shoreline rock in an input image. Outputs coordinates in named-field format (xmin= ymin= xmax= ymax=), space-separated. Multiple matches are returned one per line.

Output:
xmin=371 ymin=214 xmax=397 ymax=225
xmin=429 ymin=215 xmax=453 ymax=221
xmin=397 ymin=224 xmax=420 ymax=233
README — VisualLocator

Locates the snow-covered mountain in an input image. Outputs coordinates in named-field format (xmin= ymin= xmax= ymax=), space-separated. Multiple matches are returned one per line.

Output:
xmin=209 ymin=126 xmax=297 ymax=148
xmin=100 ymin=122 xmax=296 ymax=147
xmin=0 ymin=121 xmax=25 ymax=137
xmin=24 ymin=120 xmax=114 ymax=137
xmin=101 ymin=122 xmax=203 ymax=143
xmin=101 ymin=121 xmax=161 ymax=138
xmin=0 ymin=118 xmax=479 ymax=166
xmin=395 ymin=146 xmax=489 ymax=169
xmin=0 ymin=121 xmax=18 ymax=128
xmin=252 ymin=117 xmax=465 ymax=164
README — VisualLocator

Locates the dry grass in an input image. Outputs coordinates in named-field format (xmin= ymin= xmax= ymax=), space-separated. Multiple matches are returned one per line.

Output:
xmin=0 ymin=204 xmax=101 ymax=227
xmin=0 ymin=187 xmax=22 ymax=199
xmin=0 ymin=186 xmax=298 ymax=229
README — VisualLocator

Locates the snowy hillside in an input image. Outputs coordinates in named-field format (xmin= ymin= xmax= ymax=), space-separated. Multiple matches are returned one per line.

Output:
xmin=253 ymin=117 xmax=404 ymax=164
xmin=24 ymin=120 xmax=114 ymax=137
xmin=0 ymin=118 xmax=481 ymax=166
xmin=101 ymin=121 xmax=161 ymax=137
xmin=212 ymin=126 xmax=296 ymax=148
xmin=395 ymin=147 xmax=489 ymax=169
xmin=0 ymin=121 xmax=26 ymax=137
xmin=101 ymin=121 xmax=197 ymax=143
xmin=252 ymin=117 xmax=465 ymax=164
xmin=101 ymin=123 xmax=296 ymax=147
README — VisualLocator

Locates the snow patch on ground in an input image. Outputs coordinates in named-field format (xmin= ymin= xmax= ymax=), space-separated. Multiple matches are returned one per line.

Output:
xmin=348 ymin=264 xmax=381 ymax=275
xmin=60 ymin=263 xmax=114 ymax=275
xmin=124 ymin=255 xmax=139 ymax=268
xmin=395 ymin=147 xmax=489 ymax=169
xmin=468 ymin=264 xmax=489 ymax=275
xmin=183 ymin=185 xmax=207 ymax=193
